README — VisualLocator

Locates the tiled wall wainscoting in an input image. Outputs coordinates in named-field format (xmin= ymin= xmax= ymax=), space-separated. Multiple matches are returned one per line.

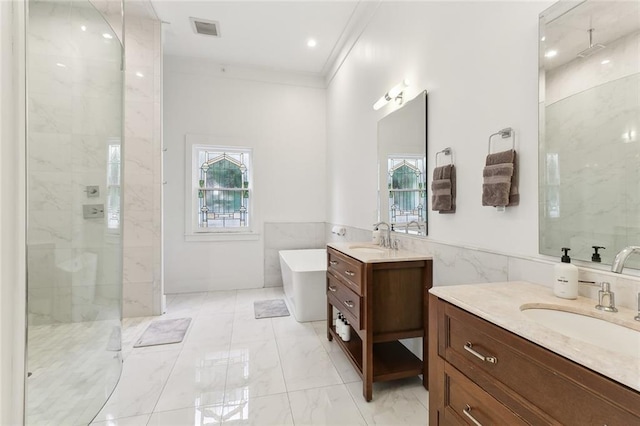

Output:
xmin=263 ymin=222 xmax=326 ymax=287
xmin=325 ymin=223 xmax=640 ymax=311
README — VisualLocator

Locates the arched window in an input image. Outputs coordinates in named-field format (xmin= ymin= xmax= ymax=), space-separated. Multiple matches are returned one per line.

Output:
xmin=195 ymin=148 xmax=251 ymax=229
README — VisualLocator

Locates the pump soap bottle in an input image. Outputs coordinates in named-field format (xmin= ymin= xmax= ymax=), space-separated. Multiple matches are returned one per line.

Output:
xmin=554 ymin=247 xmax=578 ymax=299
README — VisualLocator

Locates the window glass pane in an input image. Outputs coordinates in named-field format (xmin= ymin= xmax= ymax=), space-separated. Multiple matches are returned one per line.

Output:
xmin=207 ymin=158 xmax=242 ymax=188
xmin=107 ymin=143 xmax=121 ymax=230
xmin=195 ymin=148 xmax=250 ymax=230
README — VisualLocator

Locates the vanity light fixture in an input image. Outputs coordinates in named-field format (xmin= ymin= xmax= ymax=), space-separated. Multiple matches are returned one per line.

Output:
xmin=373 ymin=79 xmax=410 ymax=110
xmin=544 ymin=49 xmax=558 ymax=58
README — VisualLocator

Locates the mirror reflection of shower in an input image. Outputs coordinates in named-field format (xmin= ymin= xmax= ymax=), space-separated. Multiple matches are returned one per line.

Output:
xmin=539 ymin=0 xmax=640 ymax=267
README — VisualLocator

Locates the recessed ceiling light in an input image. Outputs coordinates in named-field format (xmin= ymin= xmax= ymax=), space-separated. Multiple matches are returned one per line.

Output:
xmin=601 ymin=59 xmax=611 ymax=65
xmin=55 ymin=62 xmax=66 ymax=68
xmin=102 ymin=33 xmax=113 ymax=39
xmin=135 ymin=71 xmax=144 ymax=78
xmin=80 ymin=25 xmax=87 ymax=31
xmin=544 ymin=50 xmax=558 ymax=58
xmin=307 ymin=39 xmax=317 ymax=48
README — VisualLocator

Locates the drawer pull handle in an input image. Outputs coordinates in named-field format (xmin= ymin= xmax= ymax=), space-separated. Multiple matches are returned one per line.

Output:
xmin=329 ymin=260 xmax=338 ymax=266
xmin=344 ymin=270 xmax=356 ymax=277
xmin=463 ymin=405 xmax=483 ymax=426
xmin=328 ymin=285 xmax=337 ymax=292
xmin=343 ymin=300 xmax=355 ymax=308
xmin=464 ymin=342 xmax=498 ymax=364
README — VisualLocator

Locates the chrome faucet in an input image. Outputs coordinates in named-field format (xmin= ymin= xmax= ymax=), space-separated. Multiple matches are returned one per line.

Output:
xmin=611 ymin=246 xmax=640 ymax=273
xmin=405 ymin=220 xmax=422 ymax=235
xmin=579 ymin=281 xmax=618 ymax=312
xmin=595 ymin=282 xmax=617 ymax=312
xmin=373 ymin=221 xmax=391 ymax=248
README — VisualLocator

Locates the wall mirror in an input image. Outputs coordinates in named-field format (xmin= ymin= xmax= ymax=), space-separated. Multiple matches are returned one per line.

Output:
xmin=377 ymin=90 xmax=428 ymax=236
xmin=539 ymin=1 xmax=640 ymax=267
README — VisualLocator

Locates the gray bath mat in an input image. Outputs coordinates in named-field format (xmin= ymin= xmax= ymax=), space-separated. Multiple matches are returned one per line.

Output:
xmin=133 ymin=318 xmax=192 ymax=348
xmin=254 ymin=299 xmax=290 ymax=319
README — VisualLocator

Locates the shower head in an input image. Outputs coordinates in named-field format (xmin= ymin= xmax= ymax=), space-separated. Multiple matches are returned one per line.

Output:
xmin=577 ymin=28 xmax=606 ymax=58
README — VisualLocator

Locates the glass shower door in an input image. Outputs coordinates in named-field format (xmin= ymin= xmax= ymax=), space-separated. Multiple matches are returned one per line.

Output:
xmin=25 ymin=0 xmax=124 ymax=424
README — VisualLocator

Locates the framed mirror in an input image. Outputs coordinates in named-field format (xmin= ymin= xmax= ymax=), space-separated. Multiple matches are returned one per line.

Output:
xmin=539 ymin=1 xmax=640 ymax=267
xmin=377 ymin=90 xmax=428 ymax=236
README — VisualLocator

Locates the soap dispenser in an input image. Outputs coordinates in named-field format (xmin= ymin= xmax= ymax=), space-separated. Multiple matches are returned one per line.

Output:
xmin=554 ymin=247 xmax=578 ymax=299
xmin=591 ymin=246 xmax=605 ymax=263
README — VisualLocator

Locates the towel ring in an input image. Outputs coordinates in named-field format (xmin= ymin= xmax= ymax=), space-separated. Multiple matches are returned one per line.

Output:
xmin=488 ymin=127 xmax=515 ymax=154
xmin=436 ymin=147 xmax=453 ymax=166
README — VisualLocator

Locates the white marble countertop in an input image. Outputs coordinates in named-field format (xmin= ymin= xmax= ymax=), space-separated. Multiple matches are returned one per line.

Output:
xmin=429 ymin=281 xmax=640 ymax=392
xmin=327 ymin=242 xmax=432 ymax=264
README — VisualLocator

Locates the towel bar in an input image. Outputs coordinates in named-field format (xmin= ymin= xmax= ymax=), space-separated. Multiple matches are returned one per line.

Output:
xmin=488 ymin=127 xmax=515 ymax=154
xmin=436 ymin=147 xmax=453 ymax=166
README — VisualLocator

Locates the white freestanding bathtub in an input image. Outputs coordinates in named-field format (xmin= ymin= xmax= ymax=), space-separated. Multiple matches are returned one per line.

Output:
xmin=279 ymin=249 xmax=327 ymax=322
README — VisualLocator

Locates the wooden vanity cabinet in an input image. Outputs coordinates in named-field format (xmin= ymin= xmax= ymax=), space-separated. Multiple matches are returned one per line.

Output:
xmin=429 ymin=295 xmax=640 ymax=425
xmin=326 ymin=246 xmax=433 ymax=401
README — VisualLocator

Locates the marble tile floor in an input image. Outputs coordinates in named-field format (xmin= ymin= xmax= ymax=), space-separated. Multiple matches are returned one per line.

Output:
xmin=92 ymin=287 xmax=429 ymax=425
xmin=27 ymin=319 xmax=122 ymax=426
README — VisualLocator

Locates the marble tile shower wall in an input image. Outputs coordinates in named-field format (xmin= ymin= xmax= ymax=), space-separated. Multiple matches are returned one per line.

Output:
xmin=263 ymin=222 xmax=326 ymax=287
xmin=325 ymin=223 xmax=640 ymax=311
xmin=121 ymin=14 xmax=163 ymax=317
xmin=27 ymin=1 xmax=123 ymax=325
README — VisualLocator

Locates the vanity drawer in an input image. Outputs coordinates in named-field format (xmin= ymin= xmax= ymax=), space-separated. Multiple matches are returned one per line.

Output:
xmin=327 ymin=247 xmax=364 ymax=295
xmin=327 ymin=274 xmax=361 ymax=329
xmin=441 ymin=362 xmax=528 ymax=426
xmin=440 ymin=302 xmax=640 ymax=425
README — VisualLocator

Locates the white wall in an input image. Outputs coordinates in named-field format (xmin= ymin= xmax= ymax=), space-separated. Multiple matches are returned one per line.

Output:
xmin=327 ymin=1 xmax=554 ymax=257
xmin=0 ymin=1 xmax=26 ymax=423
xmin=163 ymin=57 xmax=327 ymax=293
xmin=324 ymin=0 xmax=640 ymax=326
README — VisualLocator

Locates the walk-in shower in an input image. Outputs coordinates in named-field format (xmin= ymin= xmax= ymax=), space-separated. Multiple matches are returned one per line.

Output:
xmin=25 ymin=0 xmax=124 ymax=423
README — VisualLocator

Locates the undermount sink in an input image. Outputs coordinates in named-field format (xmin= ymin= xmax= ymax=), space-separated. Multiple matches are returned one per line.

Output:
xmin=348 ymin=245 xmax=386 ymax=254
xmin=520 ymin=305 xmax=640 ymax=358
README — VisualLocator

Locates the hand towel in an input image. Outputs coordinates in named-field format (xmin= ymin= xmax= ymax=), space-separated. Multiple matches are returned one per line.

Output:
xmin=441 ymin=164 xmax=456 ymax=214
xmin=431 ymin=164 xmax=456 ymax=213
xmin=482 ymin=149 xmax=518 ymax=207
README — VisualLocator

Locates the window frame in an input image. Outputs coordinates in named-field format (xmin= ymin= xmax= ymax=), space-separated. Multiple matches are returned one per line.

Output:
xmin=184 ymin=136 xmax=258 ymax=241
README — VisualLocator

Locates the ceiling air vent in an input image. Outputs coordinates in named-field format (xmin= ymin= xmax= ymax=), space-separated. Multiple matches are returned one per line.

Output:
xmin=190 ymin=17 xmax=220 ymax=37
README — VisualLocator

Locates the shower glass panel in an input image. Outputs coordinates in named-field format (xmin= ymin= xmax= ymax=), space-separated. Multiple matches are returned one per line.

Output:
xmin=25 ymin=0 xmax=123 ymax=424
